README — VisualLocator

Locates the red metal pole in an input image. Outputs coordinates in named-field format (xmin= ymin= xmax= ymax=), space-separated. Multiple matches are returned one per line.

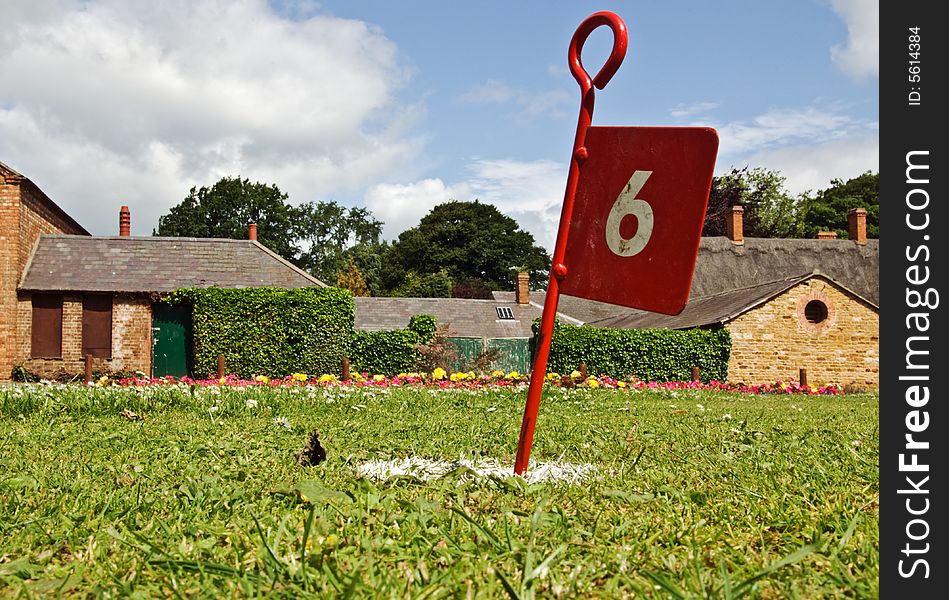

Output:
xmin=514 ymin=12 xmax=627 ymax=475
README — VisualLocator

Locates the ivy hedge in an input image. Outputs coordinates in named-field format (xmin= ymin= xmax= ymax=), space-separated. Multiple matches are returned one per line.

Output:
xmin=349 ymin=314 xmax=437 ymax=376
xmin=168 ymin=287 xmax=355 ymax=378
xmin=544 ymin=323 xmax=732 ymax=382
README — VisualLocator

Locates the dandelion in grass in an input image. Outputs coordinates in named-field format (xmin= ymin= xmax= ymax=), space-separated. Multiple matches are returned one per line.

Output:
xmin=273 ymin=416 xmax=292 ymax=430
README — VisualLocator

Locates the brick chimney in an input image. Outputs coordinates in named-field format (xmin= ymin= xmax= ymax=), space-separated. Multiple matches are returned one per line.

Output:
xmin=248 ymin=222 xmax=257 ymax=241
xmin=515 ymin=271 xmax=530 ymax=304
xmin=847 ymin=208 xmax=867 ymax=244
xmin=817 ymin=231 xmax=838 ymax=240
xmin=119 ymin=206 xmax=131 ymax=236
xmin=726 ymin=205 xmax=743 ymax=244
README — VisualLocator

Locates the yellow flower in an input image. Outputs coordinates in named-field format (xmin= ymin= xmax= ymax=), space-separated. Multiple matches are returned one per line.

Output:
xmin=507 ymin=371 xmax=521 ymax=380
xmin=318 ymin=373 xmax=338 ymax=383
xmin=291 ymin=372 xmax=308 ymax=382
xmin=254 ymin=375 xmax=270 ymax=384
xmin=546 ymin=372 xmax=560 ymax=381
xmin=570 ymin=370 xmax=582 ymax=379
xmin=491 ymin=370 xmax=506 ymax=379
xmin=617 ymin=381 xmax=627 ymax=388
xmin=585 ymin=377 xmax=600 ymax=388
xmin=432 ymin=367 xmax=447 ymax=380
xmin=373 ymin=374 xmax=386 ymax=382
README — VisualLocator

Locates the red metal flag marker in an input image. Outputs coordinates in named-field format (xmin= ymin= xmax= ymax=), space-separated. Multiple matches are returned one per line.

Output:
xmin=514 ymin=11 xmax=719 ymax=475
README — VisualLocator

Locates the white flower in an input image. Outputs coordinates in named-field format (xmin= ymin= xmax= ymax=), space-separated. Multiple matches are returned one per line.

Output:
xmin=245 ymin=398 xmax=258 ymax=409
xmin=273 ymin=417 xmax=292 ymax=430
xmin=722 ymin=413 xmax=733 ymax=421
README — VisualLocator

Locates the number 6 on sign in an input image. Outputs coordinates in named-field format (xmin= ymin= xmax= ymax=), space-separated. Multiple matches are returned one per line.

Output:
xmin=605 ymin=170 xmax=653 ymax=257
xmin=559 ymin=126 xmax=718 ymax=315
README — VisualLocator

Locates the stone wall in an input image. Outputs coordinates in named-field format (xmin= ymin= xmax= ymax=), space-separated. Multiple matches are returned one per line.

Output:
xmin=726 ymin=277 xmax=879 ymax=389
xmin=15 ymin=293 xmax=153 ymax=379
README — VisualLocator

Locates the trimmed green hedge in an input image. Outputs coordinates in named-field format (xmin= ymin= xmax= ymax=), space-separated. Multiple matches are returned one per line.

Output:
xmin=544 ymin=323 xmax=732 ymax=382
xmin=169 ymin=287 xmax=354 ymax=378
xmin=349 ymin=314 xmax=438 ymax=376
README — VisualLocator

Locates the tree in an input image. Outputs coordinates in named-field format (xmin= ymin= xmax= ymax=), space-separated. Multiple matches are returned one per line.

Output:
xmin=703 ymin=167 xmax=802 ymax=238
xmin=799 ymin=171 xmax=879 ymax=239
xmin=335 ymin=257 xmax=371 ymax=296
xmin=156 ymin=178 xmax=386 ymax=282
xmin=155 ymin=177 xmax=301 ymax=261
xmin=391 ymin=270 xmax=454 ymax=298
xmin=381 ymin=200 xmax=550 ymax=294
xmin=295 ymin=201 xmax=384 ymax=283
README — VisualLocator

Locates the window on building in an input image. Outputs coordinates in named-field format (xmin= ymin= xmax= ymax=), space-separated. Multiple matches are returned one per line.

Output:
xmin=804 ymin=300 xmax=828 ymax=324
xmin=31 ymin=293 xmax=63 ymax=358
xmin=82 ymin=294 xmax=113 ymax=358
xmin=496 ymin=306 xmax=515 ymax=320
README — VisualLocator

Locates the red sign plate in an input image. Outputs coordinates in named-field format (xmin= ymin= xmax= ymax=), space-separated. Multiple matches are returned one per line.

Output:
xmin=559 ymin=126 xmax=718 ymax=315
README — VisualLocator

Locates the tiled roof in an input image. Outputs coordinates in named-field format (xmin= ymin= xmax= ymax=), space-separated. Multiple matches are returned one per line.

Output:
xmin=494 ymin=236 xmax=879 ymax=323
xmin=19 ymin=235 xmax=324 ymax=292
xmin=354 ymin=297 xmax=540 ymax=338
xmin=586 ymin=272 xmax=877 ymax=330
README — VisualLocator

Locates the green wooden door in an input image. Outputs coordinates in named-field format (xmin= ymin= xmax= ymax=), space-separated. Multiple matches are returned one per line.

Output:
xmin=152 ymin=303 xmax=192 ymax=378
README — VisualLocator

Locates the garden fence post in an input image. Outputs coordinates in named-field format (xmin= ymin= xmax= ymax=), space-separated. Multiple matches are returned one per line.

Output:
xmin=217 ymin=355 xmax=225 ymax=379
xmin=692 ymin=366 xmax=700 ymax=382
xmin=799 ymin=368 xmax=807 ymax=388
xmin=342 ymin=357 xmax=351 ymax=381
xmin=84 ymin=354 xmax=93 ymax=384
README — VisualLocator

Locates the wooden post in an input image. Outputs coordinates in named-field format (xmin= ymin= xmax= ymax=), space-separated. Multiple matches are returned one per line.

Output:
xmin=579 ymin=362 xmax=588 ymax=379
xmin=217 ymin=355 xmax=225 ymax=379
xmin=799 ymin=368 xmax=807 ymax=388
xmin=84 ymin=354 xmax=93 ymax=384
xmin=342 ymin=357 xmax=351 ymax=381
xmin=691 ymin=366 xmax=700 ymax=382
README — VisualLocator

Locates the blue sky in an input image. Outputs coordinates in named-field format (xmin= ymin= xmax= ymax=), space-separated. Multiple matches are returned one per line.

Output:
xmin=1 ymin=1 xmax=878 ymax=250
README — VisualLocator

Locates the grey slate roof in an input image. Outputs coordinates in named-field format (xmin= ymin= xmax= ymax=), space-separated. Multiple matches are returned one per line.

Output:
xmin=586 ymin=272 xmax=877 ymax=330
xmin=354 ymin=297 xmax=540 ymax=338
xmin=493 ymin=236 xmax=879 ymax=324
xmin=19 ymin=235 xmax=325 ymax=292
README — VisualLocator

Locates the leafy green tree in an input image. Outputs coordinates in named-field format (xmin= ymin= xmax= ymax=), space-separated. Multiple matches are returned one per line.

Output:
xmin=295 ymin=201 xmax=383 ymax=282
xmin=156 ymin=178 xmax=385 ymax=281
xmin=392 ymin=270 xmax=453 ymax=298
xmin=381 ymin=200 xmax=550 ymax=294
xmin=155 ymin=177 xmax=301 ymax=261
xmin=703 ymin=167 xmax=802 ymax=238
xmin=799 ymin=171 xmax=879 ymax=239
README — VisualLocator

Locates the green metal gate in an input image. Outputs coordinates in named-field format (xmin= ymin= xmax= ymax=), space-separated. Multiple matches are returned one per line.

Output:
xmin=447 ymin=337 xmax=531 ymax=374
xmin=152 ymin=303 xmax=192 ymax=378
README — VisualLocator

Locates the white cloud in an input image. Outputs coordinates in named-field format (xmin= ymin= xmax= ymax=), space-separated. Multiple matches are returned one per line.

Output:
xmin=670 ymin=101 xmax=719 ymax=120
xmin=737 ymin=131 xmax=879 ymax=195
xmin=713 ymin=106 xmax=857 ymax=158
xmin=0 ymin=0 xmax=421 ymax=234
xmin=365 ymin=179 xmax=473 ymax=241
xmin=829 ymin=0 xmax=879 ymax=79
xmin=367 ymin=158 xmax=566 ymax=251
xmin=457 ymin=79 xmax=573 ymax=120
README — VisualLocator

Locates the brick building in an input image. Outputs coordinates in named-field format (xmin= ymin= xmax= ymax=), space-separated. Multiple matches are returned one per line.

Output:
xmin=1 ymin=162 xmax=89 ymax=379
xmin=496 ymin=206 xmax=879 ymax=389
xmin=2 ymin=161 xmax=323 ymax=380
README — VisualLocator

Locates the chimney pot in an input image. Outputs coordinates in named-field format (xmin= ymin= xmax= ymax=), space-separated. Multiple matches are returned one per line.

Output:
xmin=726 ymin=205 xmax=744 ymax=244
xmin=515 ymin=271 xmax=530 ymax=304
xmin=847 ymin=207 xmax=867 ymax=244
xmin=817 ymin=231 xmax=838 ymax=240
xmin=248 ymin=223 xmax=257 ymax=241
xmin=119 ymin=206 xmax=131 ymax=236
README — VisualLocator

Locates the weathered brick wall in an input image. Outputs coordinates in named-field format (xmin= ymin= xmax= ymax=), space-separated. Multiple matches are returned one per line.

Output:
xmin=726 ymin=278 xmax=879 ymax=389
xmin=0 ymin=174 xmax=20 ymax=379
xmin=1 ymin=172 xmax=87 ymax=379
xmin=15 ymin=293 xmax=153 ymax=379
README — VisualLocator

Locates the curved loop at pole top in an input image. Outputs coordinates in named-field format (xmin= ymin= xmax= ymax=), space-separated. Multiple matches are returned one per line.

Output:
xmin=568 ymin=11 xmax=628 ymax=94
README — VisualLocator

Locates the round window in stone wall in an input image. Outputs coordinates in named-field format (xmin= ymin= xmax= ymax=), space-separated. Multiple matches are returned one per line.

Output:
xmin=804 ymin=299 xmax=829 ymax=324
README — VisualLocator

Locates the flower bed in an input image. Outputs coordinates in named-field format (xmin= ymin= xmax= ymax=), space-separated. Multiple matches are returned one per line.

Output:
xmin=108 ymin=369 xmax=841 ymax=395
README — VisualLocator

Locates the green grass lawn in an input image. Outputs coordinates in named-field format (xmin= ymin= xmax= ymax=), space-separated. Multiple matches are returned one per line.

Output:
xmin=0 ymin=383 xmax=878 ymax=598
